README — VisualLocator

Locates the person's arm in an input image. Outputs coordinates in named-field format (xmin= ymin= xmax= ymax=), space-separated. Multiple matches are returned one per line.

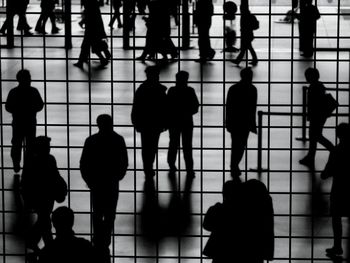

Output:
xmin=131 ymin=88 xmax=141 ymax=132
xmin=5 ymin=90 xmax=14 ymax=114
xmin=34 ymin=88 xmax=44 ymax=113
xmin=80 ymin=139 xmax=93 ymax=187
xmin=225 ymin=88 xmax=233 ymax=133
xmin=118 ymin=137 xmax=128 ymax=180
xmin=191 ymin=88 xmax=199 ymax=115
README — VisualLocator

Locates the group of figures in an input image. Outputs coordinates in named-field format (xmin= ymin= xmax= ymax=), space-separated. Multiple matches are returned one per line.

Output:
xmin=1 ymin=0 xmax=322 ymax=67
xmin=5 ymin=63 xmax=350 ymax=262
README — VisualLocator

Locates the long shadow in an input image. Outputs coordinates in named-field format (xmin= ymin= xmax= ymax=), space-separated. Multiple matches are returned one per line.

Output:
xmin=140 ymin=174 xmax=194 ymax=242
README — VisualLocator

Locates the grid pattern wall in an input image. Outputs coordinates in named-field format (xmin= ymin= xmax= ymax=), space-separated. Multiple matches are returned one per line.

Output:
xmin=1 ymin=1 xmax=350 ymax=263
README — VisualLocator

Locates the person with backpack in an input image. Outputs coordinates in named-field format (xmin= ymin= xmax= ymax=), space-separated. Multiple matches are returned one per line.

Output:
xmin=299 ymin=68 xmax=334 ymax=168
xmin=231 ymin=4 xmax=258 ymax=66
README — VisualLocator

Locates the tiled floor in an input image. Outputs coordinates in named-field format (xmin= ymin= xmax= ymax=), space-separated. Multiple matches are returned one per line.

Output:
xmin=1 ymin=2 xmax=350 ymax=263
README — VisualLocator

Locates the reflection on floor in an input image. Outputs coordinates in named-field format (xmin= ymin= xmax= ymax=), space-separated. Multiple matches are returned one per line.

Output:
xmin=1 ymin=3 xmax=350 ymax=263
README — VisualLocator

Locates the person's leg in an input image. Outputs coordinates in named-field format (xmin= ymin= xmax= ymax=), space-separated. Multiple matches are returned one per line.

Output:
xmin=11 ymin=125 xmax=24 ymax=173
xmin=91 ymin=191 xmax=104 ymax=247
xmin=167 ymin=128 xmax=180 ymax=171
xmin=149 ymin=131 xmax=161 ymax=176
xmin=326 ymin=215 xmax=343 ymax=255
xmin=230 ymin=130 xmax=249 ymax=177
xmin=248 ymin=42 xmax=258 ymax=65
xmin=141 ymin=131 xmax=156 ymax=177
xmin=182 ymin=127 xmax=194 ymax=175
xmin=318 ymin=134 xmax=334 ymax=152
xmin=74 ymin=37 xmax=90 ymax=67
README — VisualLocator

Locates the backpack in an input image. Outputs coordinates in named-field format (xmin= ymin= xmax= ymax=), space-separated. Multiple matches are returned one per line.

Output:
xmin=250 ymin=14 xmax=260 ymax=30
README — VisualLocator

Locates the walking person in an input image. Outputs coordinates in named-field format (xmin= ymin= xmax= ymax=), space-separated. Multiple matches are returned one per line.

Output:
xmin=74 ymin=0 xmax=111 ymax=69
xmin=5 ymin=69 xmax=44 ymax=173
xmin=35 ymin=0 xmax=60 ymax=34
xmin=226 ymin=67 xmax=257 ymax=178
xmin=321 ymin=123 xmax=350 ymax=258
xmin=299 ymin=68 xmax=334 ymax=168
xmin=80 ymin=114 xmax=128 ymax=263
xmin=131 ymin=66 xmax=167 ymax=179
xmin=167 ymin=71 xmax=199 ymax=178
xmin=108 ymin=0 xmax=123 ymax=28
xmin=231 ymin=4 xmax=258 ymax=66
xmin=195 ymin=0 xmax=215 ymax=63
xmin=0 ymin=0 xmax=32 ymax=35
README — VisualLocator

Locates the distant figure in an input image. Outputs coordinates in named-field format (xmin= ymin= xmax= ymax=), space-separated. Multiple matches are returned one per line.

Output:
xmin=39 ymin=206 xmax=95 ymax=263
xmin=299 ymin=68 xmax=334 ymax=168
xmin=226 ymin=67 xmax=257 ymax=178
xmin=169 ymin=0 xmax=179 ymax=26
xmin=231 ymin=4 xmax=258 ymax=66
xmin=74 ymin=0 xmax=111 ymax=69
xmin=223 ymin=1 xmax=238 ymax=52
xmin=137 ymin=0 xmax=177 ymax=62
xmin=35 ymin=0 xmax=60 ymax=34
xmin=195 ymin=0 xmax=215 ymax=62
xmin=80 ymin=114 xmax=128 ymax=263
xmin=0 ymin=0 xmax=32 ymax=35
xmin=321 ymin=123 xmax=350 ymax=258
xmin=297 ymin=0 xmax=320 ymax=57
xmin=167 ymin=71 xmax=199 ymax=177
xmin=21 ymin=136 xmax=65 ymax=254
xmin=5 ymin=69 xmax=44 ymax=173
xmin=131 ymin=66 xmax=167 ymax=178
xmin=108 ymin=0 xmax=123 ymax=28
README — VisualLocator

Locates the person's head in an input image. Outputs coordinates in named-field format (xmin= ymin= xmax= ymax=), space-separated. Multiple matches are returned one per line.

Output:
xmin=240 ymin=67 xmax=253 ymax=82
xmin=223 ymin=1 xmax=237 ymax=20
xmin=52 ymin=206 xmax=74 ymax=235
xmin=34 ymin=136 xmax=51 ymax=155
xmin=176 ymin=71 xmax=189 ymax=87
xmin=97 ymin=114 xmax=113 ymax=133
xmin=145 ymin=66 xmax=160 ymax=82
xmin=305 ymin=68 xmax=320 ymax=83
xmin=336 ymin=123 xmax=350 ymax=142
xmin=222 ymin=179 xmax=241 ymax=203
xmin=305 ymin=0 xmax=313 ymax=6
xmin=16 ymin=69 xmax=31 ymax=87
xmin=240 ymin=3 xmax=249 ymax=14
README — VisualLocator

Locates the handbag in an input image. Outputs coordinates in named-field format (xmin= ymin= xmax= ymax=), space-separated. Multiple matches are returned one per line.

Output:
xmin=54 ymin=173 xmax=68 ymax=203
xmin=322 ymin=93 xmax=338 ymax=118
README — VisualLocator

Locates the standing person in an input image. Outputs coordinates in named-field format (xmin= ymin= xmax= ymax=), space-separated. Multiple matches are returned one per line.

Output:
xmin=35 ymin=0 xmax=60 ymax=34
xmin=39 ymin=206 xmax=95 ymax=263
xmin=167 ymin=71 xmax=199 ymax=177
xmin=231 ymin=4 xmax=258 ymax=66
xmin=223 ymin=1 xmax=238 ymax=52
xmin=131 ymin=66 xmax=167 ymax=179
xmin=299 ymin=68 xmax=334 ymax=168
xmin=21 ymin=136 xmax=66 ymax=255
xmin=108 ymin=0 xmax=123 ymax=28
xmin=5 ymin=69 xmax=44 ymax=173
xmin=195 ymin=0 xmax=215 ymax=63
xmin=225 ymin=67 xmax=257 ymax=178
xmin=80 ymin=114 xmax=128 ymax=263
xmin=0 ymin=0 xmax=32 ymax=35
xmin=297 ymin=0 xmax=320 ymax=57
xmin=321 ymin=123 xmax=350 ymax=258
xmin=74 ymin=0 xmax=111 ymax=69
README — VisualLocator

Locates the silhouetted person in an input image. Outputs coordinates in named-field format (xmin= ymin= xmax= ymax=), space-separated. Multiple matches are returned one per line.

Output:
xmin=0 ymin=0 xmax=32 ymax=35
xmin=321 ymin=123 xmax=350 ymax=258
xmin=203 ymin=179 xmax=244 ymax=262
xmin=108 ymin=0 xmax=123 ymax=28
xmin=299 ymin=68 xmax=334 ymax=168
xmin=38 ymin=206 xmax=95 ymax=263
xmin=137 ymin=0 xmax=177 ymax=62
xmin=80 ymin=114 xmax=128 ymax=263
xmin=35 ymin=0 xmax=60 ymax=34
xmin=223 ymin=1 xmax=239 ymax=52
xmin=195 ymin=0 xmax=215 ymax=62
xmin=242 ymin=179 xmax=274 ymax=263
xmin=131 ymin=66 xmax=167 ymax=178
xmin=226 ymin=67 xmax=257 ymax=178
xmin=167 ymin=71 xmax=199 ymax=177
xmin=5 ymin=69 xmax=44 ymax=173
xmin=74 ymin=0 xmax=111 ymax=69
xmin=21 ymin=136 xmax=65 ymax=255
xmin=231 ymin=4 xmax=258 ymax=66
xmin=297 ymin=0 xmax=320 ymax=57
